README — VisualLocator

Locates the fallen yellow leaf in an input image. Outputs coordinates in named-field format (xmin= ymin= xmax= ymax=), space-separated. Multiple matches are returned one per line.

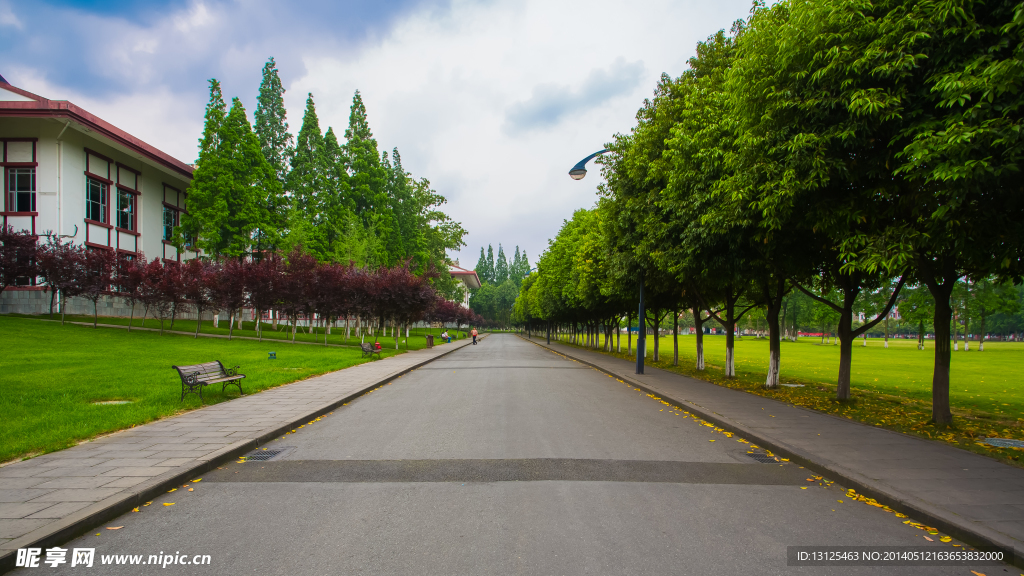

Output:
xmin=143 ymin=502 xmax=152 ymax=507
xmin=969 ymin=571 xmax=986 ymax=576
xmin=709 ymin=439 xmax=715 ymax=442
xmin=939 ymin=536 xmax=951 ymax=542
xmin=167 ymin=488 xmax=176 ymax=493
xmin=163 ymin=503 xmax=175 ymax=507
xmin=191 ymin=479 xmax=201 ymax=482
xmin=800 ymin=487 xmax=808 ymax=490
xmin=188 ymin=488 xmax=194 ymax=491
xmin=131 ymin=508 xmax=139 ymax=512
xmin=106 ymin=526 xmax=123 ymax=530
xmin=923 ymin=536 xmax=933 ymax=542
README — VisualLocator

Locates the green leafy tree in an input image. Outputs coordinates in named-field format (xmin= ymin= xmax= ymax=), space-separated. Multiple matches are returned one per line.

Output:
xmin=182 ymin=93 xmax=277 ymax=258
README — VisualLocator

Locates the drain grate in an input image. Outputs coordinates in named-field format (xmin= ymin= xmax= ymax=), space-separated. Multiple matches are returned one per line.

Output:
xmin=244 ymin=448 xmax=286 ymax=461
xmin=748 ymin=453 xmax=780 ymax=464
xmin=983 ymin=437 xmax=1024 ymax=449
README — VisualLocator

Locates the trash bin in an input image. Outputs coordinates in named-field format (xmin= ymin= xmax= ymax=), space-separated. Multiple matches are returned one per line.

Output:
xmin=425 ymin=335 xmax=434 ymax=348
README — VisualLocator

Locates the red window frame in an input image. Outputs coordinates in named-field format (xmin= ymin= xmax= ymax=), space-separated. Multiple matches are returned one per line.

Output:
xmin=2 ymin=138 xmax=39 ymax=217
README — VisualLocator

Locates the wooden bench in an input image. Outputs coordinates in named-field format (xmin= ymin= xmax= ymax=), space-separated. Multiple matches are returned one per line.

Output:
xmin=360 ymin=343 xmax=382 ymax=359
xmin=172 ymin=361 xmax=245 ymax=402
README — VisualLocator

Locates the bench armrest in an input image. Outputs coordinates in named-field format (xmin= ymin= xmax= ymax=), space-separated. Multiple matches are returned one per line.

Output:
xmin=224 ymin=365 xmax=241 ymax=377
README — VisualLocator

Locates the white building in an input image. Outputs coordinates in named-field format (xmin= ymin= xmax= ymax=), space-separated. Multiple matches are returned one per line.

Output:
xmin=448 ymin=263 xmax=481 ymax=308
xmin=1 ymin=75 xmax=196 ymax=314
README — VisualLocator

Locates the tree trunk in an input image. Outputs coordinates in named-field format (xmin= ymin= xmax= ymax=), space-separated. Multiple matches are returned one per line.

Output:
xmin=672 ymin=310 xmax=679 ymax=366
xmin=170 ymin=303 xmax=176 ymax=330
xmin=979 ymin=316 xmax=986 ymax=351
xmin=228 ymin=311 xmax=234 ymax=340
xmin=918 ymin=320 xmax=924 ymax=350
xmin=627 ymin=312 xmax=633 ymax=356
xmin=272 ymin=309 xmax=278 ymax=330
xmin=692 ymin=304 xmax=706 ymax=371
xmin=930 ymin=294 xmax=954 ymax=424
xmin=127 ymin=302 xmax=134 ymax=332
xmin=918 ymin=255 xmax=958 ymax=425
xmin=884 ymin=316 xmax=889 ymax=349
xmin=93 ymin=299 xmax=99 ymax=328
xmin=49 ymin=289 xmax=56 ymax=319
xmin=213 ymin=313 xmax=219 ymax=328
xmin=764 ymin=282 xmax=784 ymax=389
xmin=196 ymin=308 xmax=203 ymax=339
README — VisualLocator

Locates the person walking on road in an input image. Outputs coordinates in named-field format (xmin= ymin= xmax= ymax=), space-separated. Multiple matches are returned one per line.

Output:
xmin=471 ymin=328 xmax=478 ymax=345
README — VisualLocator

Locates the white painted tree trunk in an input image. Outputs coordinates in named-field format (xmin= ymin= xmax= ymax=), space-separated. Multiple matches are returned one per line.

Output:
xmin=725 ymin=346 xmax=735 ymax=377
xmin=965 ymin=341 xmax=969 ymax=351
xmin=213 ymin=314 xmax=219 ymax=328
xmin=954 ymin=342 xmax=959 ymax=351
xmin=980 ymin=341 xmax=984 ymax=351
xmin=765 ymin=349 xmax=780 ymax=388
xmin=696 ymin=340 xmax=705 ymax=371
xmin=862 ymin=333 xmax=867 ymax=346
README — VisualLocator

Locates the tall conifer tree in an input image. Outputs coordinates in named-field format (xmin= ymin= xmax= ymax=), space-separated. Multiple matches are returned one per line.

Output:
xmin=486 ymin=245 xmax=495 ymax=284
xmin=253 ymin=58 xmax=291 ymax=253
xmin=495 ymin=244 xmax=509 ymax=284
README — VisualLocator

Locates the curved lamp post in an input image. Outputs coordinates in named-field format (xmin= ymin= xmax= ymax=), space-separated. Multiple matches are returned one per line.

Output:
xmin=568 ymin=149 xmax=609 ymax=180
xmin=568 ymin=149 xmax=645 ymax=375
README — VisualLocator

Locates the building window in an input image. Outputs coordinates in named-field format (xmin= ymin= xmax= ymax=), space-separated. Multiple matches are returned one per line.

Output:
xmin=163 ymin=205 xmax=177 ymax=241
xmin=116 ymin=189 xmax=135 ymax=231
xmin=87 ymin=177 xmax=107 ymax=223
xmin=7 ymin=167 xmax=35 ymax=212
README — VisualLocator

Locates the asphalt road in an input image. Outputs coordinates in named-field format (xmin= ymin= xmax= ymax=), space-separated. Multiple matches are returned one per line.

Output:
xmin=39 ymin=335 xmax=995 ymax=575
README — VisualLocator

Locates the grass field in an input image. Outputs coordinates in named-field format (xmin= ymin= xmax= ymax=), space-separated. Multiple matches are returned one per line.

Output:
xmin=556 ymin=332 xmax=1024 ymax=466
xmin=9 ymin=313 xmax=467 ymax=350
xmin=0 ymin=315 xmax=451 ymax=463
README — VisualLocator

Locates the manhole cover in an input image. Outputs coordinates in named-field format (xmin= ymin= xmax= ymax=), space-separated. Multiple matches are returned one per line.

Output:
xmin=983 ymin=438 xmax=1024 ymax=448
xmin=243 ymin=448 xmax=288 ymax=461
xmin=92 ymin=400 xmax=132 ymax=405
xmin=748 ymin=453 xmax=780 ymax=464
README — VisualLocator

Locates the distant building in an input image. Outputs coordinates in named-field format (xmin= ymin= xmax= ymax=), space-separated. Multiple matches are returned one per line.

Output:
xmin=0 ymin=75 xmax=195 ymax=314
xmin=448 ymin=262 xmax=481 ymax=308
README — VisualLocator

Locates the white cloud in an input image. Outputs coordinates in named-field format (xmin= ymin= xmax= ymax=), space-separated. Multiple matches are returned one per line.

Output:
xmin=0 ymin=0 xmax=23 ymax=29
xmin=291 ymin=0 xmax=752 ymax=266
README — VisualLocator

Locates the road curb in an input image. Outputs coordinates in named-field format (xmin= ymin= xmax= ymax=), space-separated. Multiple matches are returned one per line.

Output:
xmin=518 ymin=334 xmax=1023 ymax=569
xmin=0 ymin=337 xmax=479 ymax=573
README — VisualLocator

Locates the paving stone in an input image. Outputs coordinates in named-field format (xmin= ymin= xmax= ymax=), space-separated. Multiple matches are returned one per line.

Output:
xmin=0 ymin=502 xmax=54 ymax=519
xmin=0 ymin=519 xmax=50 ymax=538
xmin=23 ymin=502 xmax=92 ymax=519
xmin=27 ymin=488 xmax=124 ymax=503
xmin=0 ymin=478 xmax=49 ymax=490
xmin=99 ymin=477 xmax=149 ymax=489
xmin=0 ymin=489 xmax=55 ymax=503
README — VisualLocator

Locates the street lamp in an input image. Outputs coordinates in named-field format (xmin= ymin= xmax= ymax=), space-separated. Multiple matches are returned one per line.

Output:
xmin=568 ymin=149 xmax=645 ymax=375
xmin=568 ymin=149 xmax=608 ymax=180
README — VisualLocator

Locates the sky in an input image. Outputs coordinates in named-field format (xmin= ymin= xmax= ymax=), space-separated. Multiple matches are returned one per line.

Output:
xmin=1 ymin=0 xmax=754 ymax=271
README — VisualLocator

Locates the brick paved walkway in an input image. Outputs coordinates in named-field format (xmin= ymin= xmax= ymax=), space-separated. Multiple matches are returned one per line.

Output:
xmin=522 ymin=335 xmax=1024 ymax=567
xmin=0 ymin=337 xmax=476 ymax=565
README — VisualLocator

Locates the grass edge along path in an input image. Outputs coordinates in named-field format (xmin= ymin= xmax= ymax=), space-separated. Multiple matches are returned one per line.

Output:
xmin=0 ymin=316 xmax=428 ymax=465
xmin=536 ymin=333 xmax=1024 ymax=469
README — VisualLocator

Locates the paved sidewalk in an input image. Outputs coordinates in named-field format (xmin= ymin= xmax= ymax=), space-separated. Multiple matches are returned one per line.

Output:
xmin=522 ymin=335 xmax=1024 ymax=567
xmin=0 ymin=337 xmax=476 ymax=567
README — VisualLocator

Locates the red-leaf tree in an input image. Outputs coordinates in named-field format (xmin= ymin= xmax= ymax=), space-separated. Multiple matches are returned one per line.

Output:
xmin=280 ymin=248 xmax=317 ymax=342
xmin=137 ymin=258 xmax=168 ymax=330
xmin=209 ymin=259 xmax=248 ymax=340
xmin=0 ymin=225 xmax=38 ymax=298
xmin=114 ymin=253 xmax=146 ymax=331
xmin=182 ymin=258 xmax=217 ymax=338
xmin=37 ymin=236 xmax=85 ymax=322
xmin=245 ymin=253 xmax=283 ymax=342
xmin=78 ymin=248 xmax=115 ymax=328
xmin=157 ymin=261 xmax=188 ymax=332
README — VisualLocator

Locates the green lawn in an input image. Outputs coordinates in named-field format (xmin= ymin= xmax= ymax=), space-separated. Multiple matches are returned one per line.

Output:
xmin=10 ymin=313 xmax=468 ymax=350
xmin=0 ymin=315 xmax=450 ymax=463
xmin=554 ymin=332 xmax=1024 ymax=466
xmin=641 ymin=334 xmax=1024 ymax=421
